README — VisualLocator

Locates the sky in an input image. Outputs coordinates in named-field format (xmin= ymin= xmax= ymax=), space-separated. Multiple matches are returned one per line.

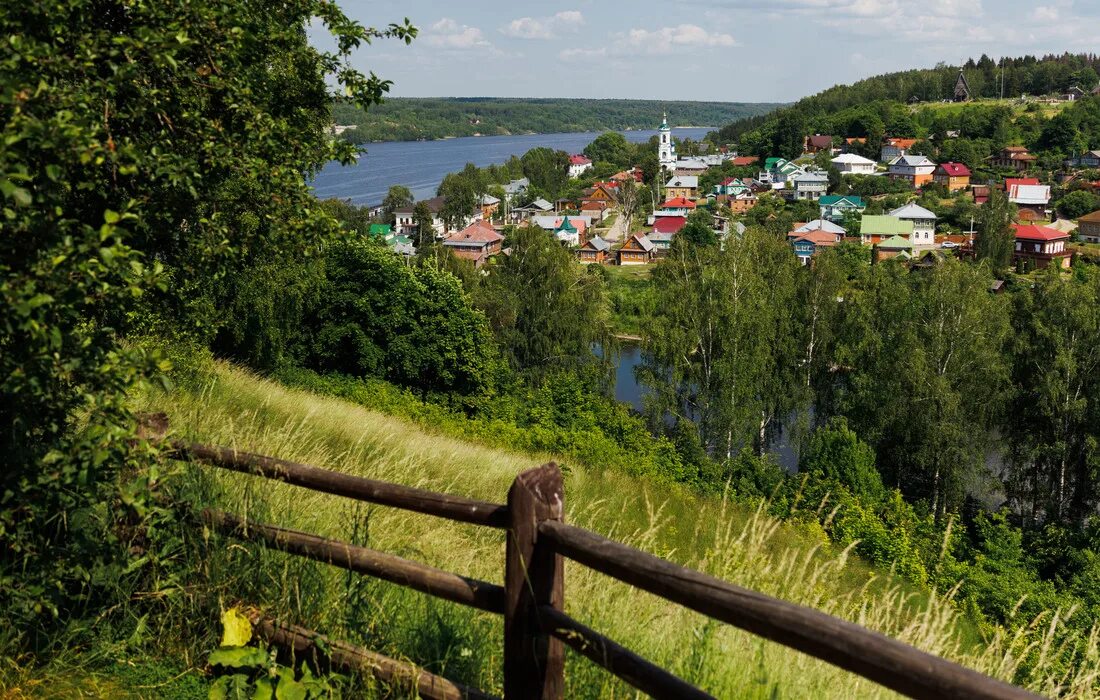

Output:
xmin=310 ymin=1 xmax=1099 ymax=103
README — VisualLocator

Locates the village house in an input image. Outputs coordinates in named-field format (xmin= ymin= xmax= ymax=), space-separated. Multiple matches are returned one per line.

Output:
xmin=554 ymin=198 xmax=576 ymax=213
xmin=510 ymin=197 xmax=554 ymax=223
xmin=804 ymin=134 xmax=835 ymax=155
xmin=1006 ymin=179 xmax=1052 ymax=221
xmin=888 ymin=202 xmax=937 ymax=247
xmin=831 ymin=153 xmax=877 ymax=174
xmin=875 ymin=235 xmax=913 ymax=262
xmin=503 ymin=177 xmax=529 ymax=199
xmin=653 ymin=215 xmax=687 ymax=236
xmin=1078 ymin=210 xmax=1100 ymax=244
xmin=860 ymin=215 xmax=914 ymax=246
xmin=1013 ymin=224 xmax=1071 ymax=270
xmin=577 ymin=236 xmax=610 ymax=264
xmin=611 ymin=167 xmax=644 ymax=183
xmin=647 ymin=230 xmax=675 ymax=257
xmin=481 ymin=194 xmax=500 ymax=220
xmin=730 ymin=155 xmax=759 ymax=167
xmin=933 ymin=162 xmax=971 ymax=191
xmin=712 ymin=177 xmax=751 ymax=197
xmin=656 ymin=197 xmax=696 ymax=217
xmin=1066 ymin=150 xmax=1100 ymax=168
xmin=1062 ymin=86 xmax=1087 ymax=101
xmin=568 ymin=154 xmax=593 ymax=178
xmin=580 ymin=199 xmax=611 ymax=222
xmin=674 ymin=160 xmax=709 ymax=177
xmin=789 ymin=228 xmax=842 ymax=265
xmin=819 ymin=194 xmax=866 ymax=222
xmin=553 ymin=216 xmax=582 ymax=247
xmin=726 ymin=190 xmax=758 ymax=213
xmin=972 ymin=184 xmax=992 ymax=205
xmin=443 ymin=220 xmax=504 ymax=267
xmin=394 ymin=195 xmax=482 ymax=239
xmin=880 ymin=137 xmax=918 ymax=162
xmin=617 ymin=232 xmax=655 ymax=265
xmin=580 ymin=182 xmax=617 ymax=212
xmin=887 ymin=154 xmax=936 ymax=188
xmin=665 ymin=175 xmax=699 ymax=201
xmin=991 ymin=146 xmax=1037 ymax=172
xmin=758 ymin=157 xmax=805 ymax=188
xmin=791 ymin=171 xmax=829 ymax=201
xmin=842 ymin=137 xmax=867 ymax=153
xmin=531 ymin=214 xmax=592 ymax=243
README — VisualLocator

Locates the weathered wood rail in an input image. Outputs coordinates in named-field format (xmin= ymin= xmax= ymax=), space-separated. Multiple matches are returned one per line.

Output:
xmin=171 ymin=438 xmax=1040 ymax=700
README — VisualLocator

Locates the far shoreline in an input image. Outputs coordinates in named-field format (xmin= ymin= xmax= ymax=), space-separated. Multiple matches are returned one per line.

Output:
xmin=356 ymin=125 xmax=717 ymax=146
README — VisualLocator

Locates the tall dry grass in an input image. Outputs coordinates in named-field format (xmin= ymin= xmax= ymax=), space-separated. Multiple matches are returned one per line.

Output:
xmin=134 ymin=362 xmax=1100 ymax=698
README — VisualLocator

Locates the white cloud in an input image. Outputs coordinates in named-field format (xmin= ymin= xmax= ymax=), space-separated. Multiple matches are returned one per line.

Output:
xmin=559 ymin=23 xmax=735 ymax=61
xmin=501 ymin=10 xmax=585 ymax=39
xmin=1030 ymin=5 xmax=1059 ymax=21
xmin=425 ymin=18 xmax=492 ymax=50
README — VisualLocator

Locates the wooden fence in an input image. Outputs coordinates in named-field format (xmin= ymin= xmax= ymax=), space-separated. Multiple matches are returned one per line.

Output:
xmin=172 ymin=440 xmax=1040 ymax=700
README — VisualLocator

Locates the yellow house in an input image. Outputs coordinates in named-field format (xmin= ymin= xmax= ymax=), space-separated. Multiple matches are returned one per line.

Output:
xmin=665 ymin=175 xmax=699 ymax=201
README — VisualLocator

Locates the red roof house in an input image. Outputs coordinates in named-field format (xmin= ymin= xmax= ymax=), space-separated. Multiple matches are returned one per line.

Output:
xmin=731 ymin=156 xmax=760 ymax=167
xmin=443 ymin=220 xmax=504 ymax=267
xmin=660 ymin=197 xmax=697 ymax=210
xmin=1012 ymin=224 xmax=1071 ymax=270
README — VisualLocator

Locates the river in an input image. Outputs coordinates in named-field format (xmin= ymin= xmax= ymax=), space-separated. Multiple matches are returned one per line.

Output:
xmin=309 ymin=128 xmax=714 ymax=205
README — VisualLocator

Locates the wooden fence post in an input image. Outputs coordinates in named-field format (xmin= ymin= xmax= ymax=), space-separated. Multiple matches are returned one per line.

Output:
xmin=504 ymin=463 xmax=565 ymax=699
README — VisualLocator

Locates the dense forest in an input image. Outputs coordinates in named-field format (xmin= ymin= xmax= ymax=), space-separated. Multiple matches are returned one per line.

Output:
xmin=332 ymin=97 xmax=782 ymax=142
xmin=714 ymin=52 xmax=1100 ymax=144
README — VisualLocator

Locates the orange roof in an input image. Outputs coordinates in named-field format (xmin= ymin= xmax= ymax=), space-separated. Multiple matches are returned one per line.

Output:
xmin=661 ymin=197 xmax=697 ymax=209
xmin=886 ymin=138 xmax=918 ymax=149
xmin=789 ymin=230 xmax=839 ymax=246
xmin=1078 ymin=209 xmax=1100 ymax=223
xmin=447 ymin=220 xmax=502 ymax=244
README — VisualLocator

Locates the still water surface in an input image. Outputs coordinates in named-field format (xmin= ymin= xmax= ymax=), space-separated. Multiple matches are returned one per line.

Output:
xmin=309 ymin=128 xmax=714 ymax=205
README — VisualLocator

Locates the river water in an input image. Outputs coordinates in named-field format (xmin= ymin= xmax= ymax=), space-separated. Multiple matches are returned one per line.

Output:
xmin=309 ymin=128 xmax=714 ymax=205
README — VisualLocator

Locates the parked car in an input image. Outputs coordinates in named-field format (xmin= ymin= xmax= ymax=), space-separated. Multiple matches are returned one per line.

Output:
xmin=941 ymin=241 xmax=960 ymax=249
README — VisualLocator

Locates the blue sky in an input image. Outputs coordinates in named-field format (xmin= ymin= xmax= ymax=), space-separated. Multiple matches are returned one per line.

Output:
xmin=313 ymin=1 xmax=1098 ymax=103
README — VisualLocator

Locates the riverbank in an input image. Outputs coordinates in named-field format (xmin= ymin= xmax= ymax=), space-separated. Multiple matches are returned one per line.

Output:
xmin=310 ymin=128 xmax=715 ymax=205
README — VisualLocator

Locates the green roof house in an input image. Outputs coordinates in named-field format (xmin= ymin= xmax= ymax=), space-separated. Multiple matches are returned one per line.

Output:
xmin=874 ymin=234 xmax=913 ymax=261
xmin=859 ymin=215 xmax=913 ymax=245
xmin=819 ymin=195 xmax=866 ymax=222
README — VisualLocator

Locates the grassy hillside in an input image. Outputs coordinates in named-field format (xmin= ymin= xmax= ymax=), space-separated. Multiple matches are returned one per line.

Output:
xmin=713 ymin=52 xmax=1100 ymax=143
xmin=332 ymin=98 xmax=782 ymax=143
xmin=120 ymin=361 xmax=1095 ymax=698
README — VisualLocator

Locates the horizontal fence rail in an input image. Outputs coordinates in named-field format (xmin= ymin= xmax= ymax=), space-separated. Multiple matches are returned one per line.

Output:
xmin=203 ymin=509 xmax=505 ymax=614
xmin=172 ymin=437 xmax=1043 ymax=700
xmin=537 ymin=520 xmax=1039 ymax=700
xmin=251 ymin=614 xmax=499 ymax=700
xmin=536 ymin=605 xmax=714 ymax=700
xmin=172 ymin=441 xmax=509 ymax=528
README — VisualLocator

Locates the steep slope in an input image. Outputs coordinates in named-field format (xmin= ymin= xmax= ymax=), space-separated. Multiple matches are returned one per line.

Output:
xmin=128 ymin=361 xmax=1075 ymax=698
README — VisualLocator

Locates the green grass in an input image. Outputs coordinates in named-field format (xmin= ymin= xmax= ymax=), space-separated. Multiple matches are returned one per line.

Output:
xmin=123 ymin=361 xmax=1100 ymax=698
xmin=604 ymin=264 xmax=655 ymax=337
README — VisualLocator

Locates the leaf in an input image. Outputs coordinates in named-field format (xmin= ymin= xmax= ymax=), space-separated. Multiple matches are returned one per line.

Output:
xmin=274 ymin=668 xmax=307 ymax=700
xmin=104 ymin=209 xmax=120 ymax=224
xmin=220 ymin=606 xmax=253 ymax=647
xmin=208 ymin=676 xmax=230 ymax=700
xmin=251 ymin=676 xmax=275 ymax=700
xmin=208 ymin=646 xmax=268 ymax=669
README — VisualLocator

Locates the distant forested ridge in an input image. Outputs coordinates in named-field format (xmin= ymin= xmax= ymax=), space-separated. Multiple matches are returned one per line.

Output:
xmin=714 ymin=52 xmax=1100 ymax=143
xmin=332 ymin=98 xmax=783 ymax=143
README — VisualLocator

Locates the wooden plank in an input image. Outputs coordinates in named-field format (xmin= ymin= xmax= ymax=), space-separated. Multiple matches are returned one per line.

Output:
xmin=503 ymin=464 xmax=565 ymax=700
xmin=251 ymin=614 xmax=498 ymax=700
xmin=538 ymin=521 xmax=1041 ymax=700
xmin=204 ymin=509 xmax=505 ymax=614
xmin=537 ymin=605 xmax=713 ymax=700
xmin=173 ymin=441 xmax=508 ymax=528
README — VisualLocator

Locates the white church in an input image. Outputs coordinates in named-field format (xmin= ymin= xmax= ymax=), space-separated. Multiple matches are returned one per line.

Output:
xmin=658 ymin=113 xmax=677 ymax=170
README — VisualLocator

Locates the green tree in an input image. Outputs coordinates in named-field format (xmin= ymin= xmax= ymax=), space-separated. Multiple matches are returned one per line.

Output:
xmin=801 ymin=418 xmax=884 ymax=502
xmin=382 ymin=185 xmax=414 ymax=225
xmin=475 ymin=226 xmax=609 ymax=378
xmin=641 ymin=227 xmax=800 ymax=457
xmin=309 ymin=240 xmax=496 ymax=396
xmin=679 ymin=208 xmax=718 ymax=247
xmin=1057 ymin=190 xmax=1100 ymax=220
xmin=438 ymin=164 xmax=484 ymax=231
xmin=1006 ymin=268 xmax=1100 ymax=526
xmin=412 ymin=200 xmax=436 ymax=247
xmin=974 ymin=189 xmax=1017 ymax=274
xmin=583 ymin=132 xmax=633 ymax=167
xmin=771 ymin=110 xmax=807 ymax=160
xmin=520 ymin=147 xmax=570 ymax=198
xmin=0 ymin=0 xmax=414 ymax=642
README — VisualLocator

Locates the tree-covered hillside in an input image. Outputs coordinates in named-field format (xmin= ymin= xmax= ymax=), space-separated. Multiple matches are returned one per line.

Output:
xmin=332 ymin=98 xmax=782 ymax=143
xmin=714 ymin=52 xmax=1100 ymax=144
